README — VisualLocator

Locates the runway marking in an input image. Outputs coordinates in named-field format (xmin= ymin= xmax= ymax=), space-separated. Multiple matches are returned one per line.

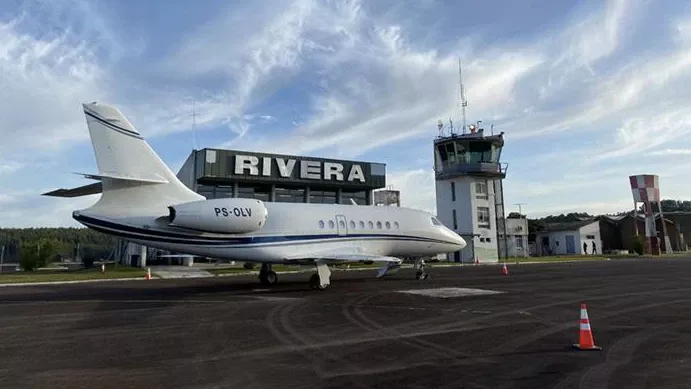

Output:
xmin=396 ymin=287 xmax=505 ymax=298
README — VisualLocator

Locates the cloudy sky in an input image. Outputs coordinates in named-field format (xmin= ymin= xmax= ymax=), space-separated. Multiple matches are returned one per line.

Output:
xmin=1 ymin=0 xmax=690 ymax=227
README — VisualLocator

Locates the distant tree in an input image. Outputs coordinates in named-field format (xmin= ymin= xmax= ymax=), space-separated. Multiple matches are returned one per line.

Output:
xmin=19 ymin=238 xmax=57 ymax=271
xmin=507 ymin=212 xmax=525 ymax=219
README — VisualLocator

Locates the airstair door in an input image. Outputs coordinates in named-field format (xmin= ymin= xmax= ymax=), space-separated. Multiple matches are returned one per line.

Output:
xmin=335 ymin=214 xmax=348 ymax=236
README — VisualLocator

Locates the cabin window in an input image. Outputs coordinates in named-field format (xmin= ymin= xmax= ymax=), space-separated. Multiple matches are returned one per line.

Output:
xmin=368 ymin=221 xmax=374 ymax=229
xmin=376 ymin=221 xmax=382 ymax=229
xmin=349 ymin=220 xmax=356 ymax=229
xmin=394 ymin=221 xmax=400 ymax=229
xmin=359 ymin=221 xmax=365 ymax=229
xmin=318 ymin=220 xmax=325 ymax=229
xmin=385 ymin=221 xmax=391 ymax=229
xmin=328 ymin=220 xmax=335 ymax=229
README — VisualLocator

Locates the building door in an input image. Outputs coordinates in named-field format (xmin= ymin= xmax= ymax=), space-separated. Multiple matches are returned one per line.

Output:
xmin=565 ymin=235 xmax=576 ymax=254
xmin=335 ymin=214 xmax=348 ymax=236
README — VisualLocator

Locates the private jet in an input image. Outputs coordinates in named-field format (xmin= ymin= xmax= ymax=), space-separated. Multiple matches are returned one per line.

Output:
xmin=43 ymin=102 xmax=466 ymax=290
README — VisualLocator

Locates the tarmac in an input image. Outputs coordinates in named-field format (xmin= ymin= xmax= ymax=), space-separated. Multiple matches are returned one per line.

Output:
xmin=2 ymin=257 xmax=691 ymax=389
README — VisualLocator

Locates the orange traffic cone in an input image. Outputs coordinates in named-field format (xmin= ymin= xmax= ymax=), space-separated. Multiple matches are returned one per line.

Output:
xmin=501 ymin=263 xmax=508 ymax=275
xmin=573 ymin=302 xmax=602 ymax=351
xmin=145 ymin=267 xmax=152 ymax=280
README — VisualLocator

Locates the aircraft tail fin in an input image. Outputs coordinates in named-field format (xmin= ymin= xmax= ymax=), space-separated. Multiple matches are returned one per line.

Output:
xmin=79 ymin=102 xmax=204 ymax=216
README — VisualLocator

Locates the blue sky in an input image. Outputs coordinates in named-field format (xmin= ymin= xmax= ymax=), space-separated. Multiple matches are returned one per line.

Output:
xmin=1 ymin=0 xmax=691 ymax=227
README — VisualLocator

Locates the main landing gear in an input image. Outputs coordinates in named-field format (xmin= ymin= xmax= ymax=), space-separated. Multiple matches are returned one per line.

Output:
xmin=309 ymin=260 xmax=331 ymax=291
xmin=414 ymin=258 xmax=429 ymax=280
xmin=258 ymin=263 xmax=278 ymax=286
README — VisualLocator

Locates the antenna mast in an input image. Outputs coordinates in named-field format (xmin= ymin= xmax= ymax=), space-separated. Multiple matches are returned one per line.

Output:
xmin=191 ymin=101 xmax=199 ymax=150
xmin=458 ymin=58 xmax=468 ymax=135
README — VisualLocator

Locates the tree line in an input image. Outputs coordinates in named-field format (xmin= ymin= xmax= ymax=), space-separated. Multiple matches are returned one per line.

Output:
xmin=0 ymin=227 xmax=116 ymax=270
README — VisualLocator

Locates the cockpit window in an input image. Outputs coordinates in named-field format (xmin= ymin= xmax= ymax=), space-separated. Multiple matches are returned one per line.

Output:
xmin=431 ymin=217 xmax=443 ymax=226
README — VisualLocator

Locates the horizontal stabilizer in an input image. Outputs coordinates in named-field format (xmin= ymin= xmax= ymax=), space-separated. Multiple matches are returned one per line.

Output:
xmin=74 ymin=172 xmax=169 ymax=184
xmin=42 ymin=182 xmax=103 ymax=198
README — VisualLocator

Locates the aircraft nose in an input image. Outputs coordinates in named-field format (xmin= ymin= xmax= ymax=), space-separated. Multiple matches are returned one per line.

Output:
xmin=454 ymin=234 xmax=467 ymax=249
xmin=443 ymin=228 xmax=466 ymax=249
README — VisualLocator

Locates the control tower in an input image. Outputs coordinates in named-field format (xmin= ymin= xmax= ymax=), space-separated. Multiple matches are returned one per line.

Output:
xmin=433 ymin=122 xmax=509 ymax=263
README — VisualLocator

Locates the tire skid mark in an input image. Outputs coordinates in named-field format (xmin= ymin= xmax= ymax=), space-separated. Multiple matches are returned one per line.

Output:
xmin=264 ymin=298 xmax=373 ymax=388
xmin=577 ymin=319 xmax=691 ymax=389
xmin=487 ymin=298 xmax=691 ymax=356
xmin=345 ymin=292 xmax=475 ymax=361
xmin=436 ymin=297 xmax=691 ymax=389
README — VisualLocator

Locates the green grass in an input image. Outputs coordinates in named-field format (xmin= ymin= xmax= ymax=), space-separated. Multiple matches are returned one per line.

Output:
xmin=509 ymin=255 xmax=611 ymax=263
xmin=0 ymin=265 xmax=147 ymax=284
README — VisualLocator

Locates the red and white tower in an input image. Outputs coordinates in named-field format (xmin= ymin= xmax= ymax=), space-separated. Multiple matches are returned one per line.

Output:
xmin=629 ymin=174 xmax=671 ymax=255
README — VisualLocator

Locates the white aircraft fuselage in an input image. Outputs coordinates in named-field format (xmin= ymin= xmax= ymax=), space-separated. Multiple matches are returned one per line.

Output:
xmin=46 ymin=102 xmax=466 ymax=290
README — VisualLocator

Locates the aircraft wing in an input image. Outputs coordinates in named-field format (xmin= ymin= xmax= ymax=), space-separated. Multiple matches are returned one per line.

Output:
xmin=285 ymin=250 xmax=402 ymax=264
xmin=285 ymin=250 xmax=403 ymax=278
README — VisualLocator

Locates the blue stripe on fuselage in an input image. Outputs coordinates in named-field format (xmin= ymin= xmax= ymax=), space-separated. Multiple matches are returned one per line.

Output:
xmin=74 ymin=213 xmax=456 ymax=247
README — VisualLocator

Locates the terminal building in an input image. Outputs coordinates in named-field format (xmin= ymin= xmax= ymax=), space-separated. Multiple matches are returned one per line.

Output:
xmin=433 ymin=121 xmax=510 ymax=263
xmin=117 ymin=148 xmax=389 ymax=266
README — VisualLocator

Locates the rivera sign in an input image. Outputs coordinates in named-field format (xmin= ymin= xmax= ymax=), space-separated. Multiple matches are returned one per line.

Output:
xmin=233 ymin=155 xmax=366 ymax=183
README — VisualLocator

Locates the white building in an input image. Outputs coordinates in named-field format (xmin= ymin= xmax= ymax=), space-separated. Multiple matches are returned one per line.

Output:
xmin=433 ymin=125 xmax=509 ymax=263
xmin=535 ymin=220 xmax=602 ymax=256
xmin=505 ymin=217 xmax=529 ymax=257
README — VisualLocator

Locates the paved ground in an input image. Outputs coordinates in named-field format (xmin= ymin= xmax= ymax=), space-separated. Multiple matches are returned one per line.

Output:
xmin=2 ymin=258 xmax=691 ymax=389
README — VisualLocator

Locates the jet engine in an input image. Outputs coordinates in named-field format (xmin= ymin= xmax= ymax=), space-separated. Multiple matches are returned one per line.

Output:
xmin=167 ymin=198 xmax=268 ymax=234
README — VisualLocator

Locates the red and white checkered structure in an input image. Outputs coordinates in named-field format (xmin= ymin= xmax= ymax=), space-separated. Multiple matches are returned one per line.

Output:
xmin=629 ymin=174 xmax=671 ymax=254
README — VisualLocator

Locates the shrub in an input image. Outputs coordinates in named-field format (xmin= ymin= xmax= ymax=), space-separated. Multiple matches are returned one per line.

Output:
xmin=629 ymin=235 xmax=645 ymax=255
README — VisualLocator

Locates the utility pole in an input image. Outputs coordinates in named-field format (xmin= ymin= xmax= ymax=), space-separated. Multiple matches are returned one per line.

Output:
xmin=0 ymin=244 xmax=5 ymax=274
xmin=515 ymin=203 xmax=526 ymax=217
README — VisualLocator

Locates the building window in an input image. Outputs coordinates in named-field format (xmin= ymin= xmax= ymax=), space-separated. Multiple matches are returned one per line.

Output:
xmin=476 ymin=181 xmax=488 ymax=199
xmin=341 ymin=190 xmax=368 ymax=205
xmin=451 ymin=182 xmax=456 ymax=202
xmin=585 ymin=234 xmax=595 ymax=239
xmin=275 ymin=187 xmax=305 ymax=203
xmin=309 ymin=190 xmax=336 ymax=204
xmin=515 ymin=237 xmax=524 ymax=248
xmin=477 ymin=206 xmax=490 ymax=228
xmin=452 ymin=209 xmax=457 ymax=230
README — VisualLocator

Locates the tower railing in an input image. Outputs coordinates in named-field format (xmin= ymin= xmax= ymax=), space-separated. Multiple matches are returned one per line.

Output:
xmin=434 ymin=162 xmax=508 ymax=178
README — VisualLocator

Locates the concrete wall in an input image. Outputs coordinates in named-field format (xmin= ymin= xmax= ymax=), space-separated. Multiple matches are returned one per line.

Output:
xmin=435 ymin=177 xmax=499 ymax=263
xmin=505 ymin=218 xmax=528 ymax=257
xmin=578 ymin=222 xmax=602 ymax=254
xmin=536 ymin=221 xmax=601 ymax=255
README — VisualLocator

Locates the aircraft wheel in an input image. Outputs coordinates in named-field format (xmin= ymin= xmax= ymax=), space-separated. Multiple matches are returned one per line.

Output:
xmin=309 ymin=273 xmax=329 ymax=290
xmin=260 ymin=270 xmax=278 ymax=286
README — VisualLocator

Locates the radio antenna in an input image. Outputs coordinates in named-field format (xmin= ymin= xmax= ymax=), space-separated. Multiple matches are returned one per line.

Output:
xmin=190 ymin=101 xmax=199 ymax=150
xmin=458 ymin=58 xmax=468 ymax=135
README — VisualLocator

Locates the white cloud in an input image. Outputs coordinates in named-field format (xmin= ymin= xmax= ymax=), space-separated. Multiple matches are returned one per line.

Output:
xmin=3 ymin=0 xmax=691 ymax=228
xmin=385 ymin=169 xmax=436 ymax=214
